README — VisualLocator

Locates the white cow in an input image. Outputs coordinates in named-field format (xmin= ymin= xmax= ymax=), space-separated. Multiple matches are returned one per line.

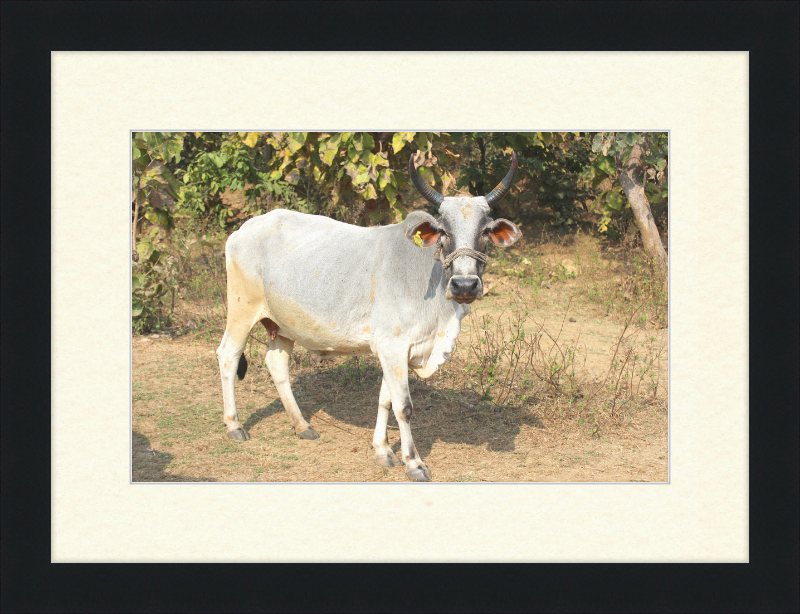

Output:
xmin=216 ymin=152 xmax=521 ymax=481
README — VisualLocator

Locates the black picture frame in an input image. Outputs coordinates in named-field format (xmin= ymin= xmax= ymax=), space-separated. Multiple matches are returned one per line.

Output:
xmin=2 ymin=2 xmax=797 ymax=612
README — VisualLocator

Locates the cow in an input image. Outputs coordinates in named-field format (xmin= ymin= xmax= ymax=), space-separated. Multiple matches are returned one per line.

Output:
xmin=216 ymin=151 xmax=521 ymax=481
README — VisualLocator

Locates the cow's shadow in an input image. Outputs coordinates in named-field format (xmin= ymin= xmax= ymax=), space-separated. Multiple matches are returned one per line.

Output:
xmin=240 ymin=358 xmax=544 ymax=462
xmin=132 ymin=431 xmax=217 ymax=482
xmin=242 ymin=398 xmax=284 ymax=432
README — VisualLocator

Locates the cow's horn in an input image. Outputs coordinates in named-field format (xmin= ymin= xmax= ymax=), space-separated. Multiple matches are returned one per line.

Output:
xmin=409 ymin=154 xmax=444 ymax=207
xmin=484 ymin=151 xmax=519 ymax=207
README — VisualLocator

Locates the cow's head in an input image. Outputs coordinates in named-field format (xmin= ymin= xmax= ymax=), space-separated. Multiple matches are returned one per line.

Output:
xmin=405 ymin=151 xmax=522 ymax=304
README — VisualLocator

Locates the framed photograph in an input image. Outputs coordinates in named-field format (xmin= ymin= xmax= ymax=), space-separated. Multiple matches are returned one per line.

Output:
xmin=130 ymin=129 xmax=670 ymax=487
xmin=3 ymin=2 xmax=796 ymax=612
xmin=56 ymin=49 xmax=742 ymax=561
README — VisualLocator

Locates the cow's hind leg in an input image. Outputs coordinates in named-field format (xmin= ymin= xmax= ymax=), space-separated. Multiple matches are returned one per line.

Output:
xmin=377 ymin=352 xmax=432 ymax=482
xmin=265 ymin=336 xmax=319 ymax=440
xmin=217 ymin=260 xmax=266 ymax=441
xmin=217 ymin=321 xmax=255 ymax=441
xmin=372 ymin=378 xmax=402 ymax=468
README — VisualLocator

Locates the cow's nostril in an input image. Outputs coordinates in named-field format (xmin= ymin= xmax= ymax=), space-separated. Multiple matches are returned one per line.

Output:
xmin=450 ymin=276 xmax=481 ymax=296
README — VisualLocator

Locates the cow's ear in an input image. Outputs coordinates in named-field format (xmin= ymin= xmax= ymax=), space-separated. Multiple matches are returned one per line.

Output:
xmin=486 ymin=219 xmax=522 ymax=247
xmin=406 ymin=218 xmax=442 ymax=247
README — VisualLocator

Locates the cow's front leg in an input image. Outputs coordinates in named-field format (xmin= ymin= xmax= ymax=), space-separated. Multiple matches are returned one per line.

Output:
xmin=377 ymin=351 xmax=432 ymax=482
xmin=372 ymin=378 xmax=401 ymax=468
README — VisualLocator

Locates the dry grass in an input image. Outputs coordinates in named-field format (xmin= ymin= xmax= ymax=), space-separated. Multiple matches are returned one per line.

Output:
xmin=132 ymin=225 xmax=668 ymax=482
xmin=133 ymin=333 xmax=667 ymax=483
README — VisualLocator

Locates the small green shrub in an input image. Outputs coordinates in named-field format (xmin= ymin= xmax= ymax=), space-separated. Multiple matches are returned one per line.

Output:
xmin=176 ymin=138 xmax=308 ymax=228
xmin=132 ymin=229 xmax=177 ymax=334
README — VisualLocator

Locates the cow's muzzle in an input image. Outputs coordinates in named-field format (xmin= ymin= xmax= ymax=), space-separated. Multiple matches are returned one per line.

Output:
xmin=446 ymin=275 xmax=483 ymax=304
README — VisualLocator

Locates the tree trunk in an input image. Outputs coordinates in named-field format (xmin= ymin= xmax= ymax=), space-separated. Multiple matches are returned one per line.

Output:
xmin=132 ymin=198 xmax=141 ymax=256
xmin=619 ymin=143 xmax=667 ymax=272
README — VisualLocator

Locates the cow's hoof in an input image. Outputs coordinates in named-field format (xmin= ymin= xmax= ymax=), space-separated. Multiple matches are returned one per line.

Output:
xmin=227 ymin=428 xmax=250 ymax=441
xmin=298 ymin=426 xmax=320 ymax=440
xmin=405 ymin=466 xmax=432 ymax=482
xmin=374 ymin=451 xmax=402 ymax=468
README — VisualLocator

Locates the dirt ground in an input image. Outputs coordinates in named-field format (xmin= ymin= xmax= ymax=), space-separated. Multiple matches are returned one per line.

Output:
xmin=132 ymin=241 xmax=668 ymax=483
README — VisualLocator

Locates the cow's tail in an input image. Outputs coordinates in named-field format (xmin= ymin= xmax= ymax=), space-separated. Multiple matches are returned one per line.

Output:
xmin=237 ymin=354 xmax=248 ymax=380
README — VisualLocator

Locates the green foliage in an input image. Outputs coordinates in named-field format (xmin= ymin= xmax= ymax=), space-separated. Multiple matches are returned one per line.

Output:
xmin=132 ymin=229 xmax=177 ymax=333
xmin=177 ymin=132 xmax=307 ymax=227
xmin=262 ymin=131 xmax=458 ymax=223
xmin=132 ymin=130 xmax=668 ymax=241
xmin=586 ymin=132 xmax=668 ymax=234
xmin=452 ymin=132 xmax=597 ymax=229
xmin=454 ymin=133 xmax=518 ymax=196
xmin=132 ymin=132 xmax=186 ymax=231
xmin=520 ymin=135 xmax=597 ymax=229
xmin=447 ymin=131 xmax=667 ymax=235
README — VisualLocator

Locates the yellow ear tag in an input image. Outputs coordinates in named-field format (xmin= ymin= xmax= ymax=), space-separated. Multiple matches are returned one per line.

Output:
xmin=413 ymin=230 xmax=424 ymax=248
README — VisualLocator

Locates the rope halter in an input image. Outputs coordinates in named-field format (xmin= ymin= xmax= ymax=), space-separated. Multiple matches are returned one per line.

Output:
xmin=433 ymin=242 xmax=489 ymax=270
